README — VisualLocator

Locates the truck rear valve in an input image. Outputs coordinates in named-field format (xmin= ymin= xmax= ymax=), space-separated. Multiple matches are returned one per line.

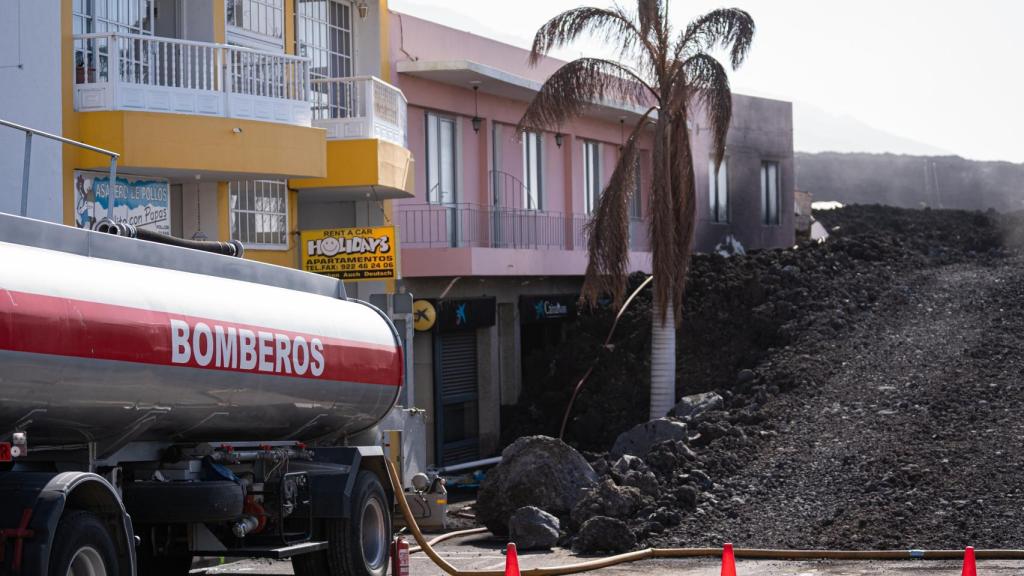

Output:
xmin=231 ymin=516 xmax=261 ymax=539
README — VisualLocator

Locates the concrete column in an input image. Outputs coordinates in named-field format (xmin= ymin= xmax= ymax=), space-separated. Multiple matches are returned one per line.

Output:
xmin=563 ymin=133 xmax=579 ymax=248
xmin=476 ymin=324 xmax=501 ymax=456
xmin=412 ymin=331 xmax=435 ymax=466
xmin=498 ymin=302 xmax=521 ymax=406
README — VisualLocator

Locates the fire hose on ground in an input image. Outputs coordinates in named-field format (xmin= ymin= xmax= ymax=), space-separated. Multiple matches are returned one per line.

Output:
xmin=384 ymin=461 xmax=1024 ymax=575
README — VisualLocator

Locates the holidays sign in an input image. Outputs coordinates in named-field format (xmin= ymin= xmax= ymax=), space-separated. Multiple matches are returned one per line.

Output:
xmin=301 ymin=226 xmax=398 ymax=281
xmin=74 ymin=171 xmax=171 ymax=234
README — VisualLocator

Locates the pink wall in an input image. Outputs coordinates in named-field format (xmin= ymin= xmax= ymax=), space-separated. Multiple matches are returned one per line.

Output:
xmin=396 ymin=74 xmax=648 ymax=215
xmin=388 ymin=11 xmax=565 ymax=86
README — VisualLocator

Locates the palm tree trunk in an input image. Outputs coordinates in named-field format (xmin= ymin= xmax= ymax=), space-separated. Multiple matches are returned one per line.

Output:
xmin=649 ymin=282 xmax=676 ymax=418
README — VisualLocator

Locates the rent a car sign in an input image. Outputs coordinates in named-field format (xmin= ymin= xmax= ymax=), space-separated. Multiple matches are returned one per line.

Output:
xmin=301 ymin=226 xmax=398 ymax=281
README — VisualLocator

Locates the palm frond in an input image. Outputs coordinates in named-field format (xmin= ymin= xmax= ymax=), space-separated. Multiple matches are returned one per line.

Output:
xmin=580 ymin=133 xmax=641 ymax=308
xmin=669 ymin=111 xmax=698 ymax=320
xmin=517 ymin=58 xmax=654 ymax=134
xmin=683 ymin=53 xmax=732 ymax=170
xmin=679 ymin=8 xmax=755 ymax=69
xmin=529 ymin=7 xmax=645 ymax=67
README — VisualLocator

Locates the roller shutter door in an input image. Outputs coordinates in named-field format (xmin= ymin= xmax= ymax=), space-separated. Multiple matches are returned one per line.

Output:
xmin=435 ymin=330 xmax=480 ymax=466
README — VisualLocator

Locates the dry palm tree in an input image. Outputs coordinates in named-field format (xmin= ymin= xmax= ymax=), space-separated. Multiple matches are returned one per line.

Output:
xmin=517 ymin=1 xmax=755 ymax=419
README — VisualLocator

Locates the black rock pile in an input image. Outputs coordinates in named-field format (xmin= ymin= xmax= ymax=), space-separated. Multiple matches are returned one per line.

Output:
xmin=505 ymin=205 xmax=1007 ymax=453
xmin=495 ymin=204 xmax=1021 ymax=552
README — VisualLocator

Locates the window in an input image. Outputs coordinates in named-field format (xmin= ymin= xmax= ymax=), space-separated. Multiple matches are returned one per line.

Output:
xmin=522 ymin=132 xmax=542 ymax=210
xmin=709 ymin=158 xmax=729 ymax=223
xmin=297 ymin=0 xmax=354 ymax=80
xmin=73 ymin=0 xmax=154 ymax=35
xmin=761 ymin=161 xmax=780 ymax=225
xmin=229 ymin=180 xmax=289 ymax=249
xmin=630 ymin=155 xmax=642 ymax=219
xmin=426 ymin=113 xmax=457 ymax=204
xmin=73 ymin=0 xmax=154 ymax=84
xmin=583 ymin=141 xmax=601 ymax=214
xmin=299 ymin=0 xmax=355 ymax=119
xmin=226 ymin=0 xmax=285 ymax=48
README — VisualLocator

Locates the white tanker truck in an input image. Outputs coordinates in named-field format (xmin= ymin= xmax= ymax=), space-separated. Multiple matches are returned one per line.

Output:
xmin=0 ymin=212 xmax=436 ymax=576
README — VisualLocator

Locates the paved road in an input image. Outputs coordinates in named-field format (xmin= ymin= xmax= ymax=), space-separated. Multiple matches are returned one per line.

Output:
xmin=198 ymin=533 xmax=1024 ymax=575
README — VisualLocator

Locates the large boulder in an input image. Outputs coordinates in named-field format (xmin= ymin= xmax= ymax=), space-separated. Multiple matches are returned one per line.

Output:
xmin=572 ymin=516 xmax=636 ymax=554
xmin=477 ymin=436 xmax=598 ymax=536
xmin=508 ymin=506 xmax=560 ymax=550
xmin=610 ymin=418 xmax=689 ymax=458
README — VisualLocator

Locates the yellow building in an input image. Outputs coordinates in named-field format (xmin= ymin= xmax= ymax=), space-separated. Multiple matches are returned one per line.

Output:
xmin=5 ymin=0 xmax=413 ymax=299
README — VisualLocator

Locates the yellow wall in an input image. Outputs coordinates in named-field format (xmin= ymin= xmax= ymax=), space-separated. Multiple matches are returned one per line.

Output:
xmin=379 ymin=0 xmax=391 ymax=81
xmin=290 ymin=139 xmax=413 ymax=194
xmin=61 ymin=0 xmax=78 ymax=226
xmin=213 ymin=0 xmax=226 ymax=43
xmin=285 ymin=0 xmax=296 ymax=55
xmin=78 ymin=112 xmax=326 ymax=179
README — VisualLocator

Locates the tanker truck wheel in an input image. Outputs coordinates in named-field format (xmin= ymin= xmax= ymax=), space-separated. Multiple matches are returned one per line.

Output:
xmin=49 ymin=511 xmax=120 ymax=576
xmin=293 ymin=471 xmax=391 ymax=576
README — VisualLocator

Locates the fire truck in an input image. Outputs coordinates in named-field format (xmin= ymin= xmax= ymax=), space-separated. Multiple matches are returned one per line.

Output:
xmin=0 ymin=210 xmax=432 ymax=576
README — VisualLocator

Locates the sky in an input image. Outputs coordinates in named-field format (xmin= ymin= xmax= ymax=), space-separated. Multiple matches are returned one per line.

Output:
xmin=389 ymin=0 xmax=1024 ymax=164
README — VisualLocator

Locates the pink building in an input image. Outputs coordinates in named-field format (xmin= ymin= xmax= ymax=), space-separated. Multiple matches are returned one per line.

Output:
xmin=388 ymin=13 xmax=793 ymax=465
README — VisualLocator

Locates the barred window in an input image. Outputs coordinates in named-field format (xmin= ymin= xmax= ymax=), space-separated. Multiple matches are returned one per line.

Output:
xmin=227 ymin=0 xmax=285 ymax=45
xmin=229 ymin=180 xmax=290 ymax=249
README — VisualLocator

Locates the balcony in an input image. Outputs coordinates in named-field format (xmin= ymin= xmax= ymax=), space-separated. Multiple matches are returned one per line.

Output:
xmin=291 ymin=77 xmax=414 ymax=198
xmin=399 ymin=203 xmax=589 ymax=250
xmin=73 ymin=32 xmax=311 ymax=126
xmin=311 ymin=76 xmax=408 ymax=146
xmin=397 ymin=204 xmax=651 ymax=277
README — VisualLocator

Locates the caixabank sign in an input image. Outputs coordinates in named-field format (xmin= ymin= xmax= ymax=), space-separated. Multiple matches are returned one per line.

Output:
xmin=414 ymin=298 xmax=496 ymax=332
xmin=301 ymin=226 xmax=398 ymax=281
xmin=519 ymin=294 xmax=578 ymax=324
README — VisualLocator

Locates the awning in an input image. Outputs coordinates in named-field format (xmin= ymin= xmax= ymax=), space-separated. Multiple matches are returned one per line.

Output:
xmin=396 ymin=59 xmax=655 ymax=123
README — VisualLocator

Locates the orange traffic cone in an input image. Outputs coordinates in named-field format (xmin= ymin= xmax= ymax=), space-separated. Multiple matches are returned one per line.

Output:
xmin=721 ymin=542 xmax=737 ymax=576
xmin=962 ymin=546 xmax=976 ymax=576
xmin=505 ymin=543 xmax=521 ymax=576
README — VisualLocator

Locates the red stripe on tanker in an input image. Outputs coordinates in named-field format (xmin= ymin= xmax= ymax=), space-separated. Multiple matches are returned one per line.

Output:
xmin=0 ymin=289 xmax=401 ymax=386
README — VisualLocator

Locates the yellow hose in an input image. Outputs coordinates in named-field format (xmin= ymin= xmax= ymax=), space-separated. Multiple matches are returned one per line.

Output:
xmin=409 ymin=528 xmax=490 ymax=555
xmin=384 ymin=461 xmax=1024 ymax=575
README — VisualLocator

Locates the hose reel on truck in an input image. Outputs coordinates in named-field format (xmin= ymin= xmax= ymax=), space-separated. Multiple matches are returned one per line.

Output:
xmin=0 ymin=212 xmax=408 ymax=576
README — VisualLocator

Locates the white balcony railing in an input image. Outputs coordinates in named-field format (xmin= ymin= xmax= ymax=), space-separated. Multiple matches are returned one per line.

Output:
xmin=311 ymin=76 xmax=407 ymax=146
xmin=73 ymin=32 xmax=312 ymax=126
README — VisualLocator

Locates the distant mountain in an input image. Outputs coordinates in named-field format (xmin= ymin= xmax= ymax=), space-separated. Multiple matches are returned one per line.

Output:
xmin=794 ymin=102 xmax=951 ymax=157
xmin=796 ymin=152 xmax=1024 ymax=213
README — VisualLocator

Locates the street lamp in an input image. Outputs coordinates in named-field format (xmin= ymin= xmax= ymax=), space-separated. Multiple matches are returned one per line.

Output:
xmin=471 ymin=83 xmax=482 ymax=133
